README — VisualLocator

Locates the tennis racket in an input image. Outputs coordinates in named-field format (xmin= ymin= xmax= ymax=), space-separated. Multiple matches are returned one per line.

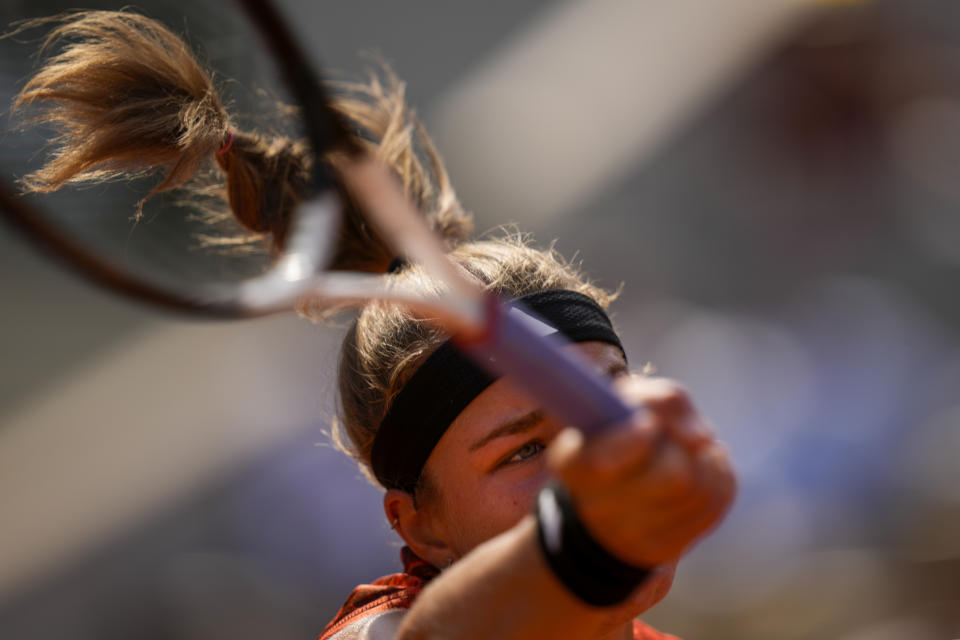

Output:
xmin=0 ymin=0 xmax=634 ymax=435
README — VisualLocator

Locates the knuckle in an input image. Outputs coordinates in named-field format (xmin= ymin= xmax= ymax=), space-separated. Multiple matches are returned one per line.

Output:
xmin=697 ymin=446 xmax=737 ymax=497
xmin=644 ymin=379 xmax=694 ymax=417
xmin=697 ymin=440 xmax=730 ymax=468
xmin=718 ymin=466 xmax=738 ymax=506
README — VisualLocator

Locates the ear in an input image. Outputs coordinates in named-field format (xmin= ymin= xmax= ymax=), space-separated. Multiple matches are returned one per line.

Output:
xmin=384 ymin=489 xmax=455 ymax=569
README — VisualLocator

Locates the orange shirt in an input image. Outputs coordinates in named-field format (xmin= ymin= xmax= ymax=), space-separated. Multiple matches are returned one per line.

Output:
xmin=319 ymin=547 xmax=679 ymax=640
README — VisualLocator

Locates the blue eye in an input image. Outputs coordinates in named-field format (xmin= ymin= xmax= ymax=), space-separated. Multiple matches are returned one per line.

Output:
xmin=506 ymin=441 xmax=544 ymax=465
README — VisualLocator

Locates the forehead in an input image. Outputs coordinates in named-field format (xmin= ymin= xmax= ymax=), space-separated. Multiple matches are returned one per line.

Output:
xmin=430 ymin=341 xmax=626 ymax=455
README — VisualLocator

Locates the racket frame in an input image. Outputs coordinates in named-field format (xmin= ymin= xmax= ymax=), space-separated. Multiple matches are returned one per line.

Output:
xmin=0 ymin=0 xmax=635 ymax=436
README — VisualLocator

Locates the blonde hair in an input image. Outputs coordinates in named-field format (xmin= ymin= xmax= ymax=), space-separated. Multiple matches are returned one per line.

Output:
xmin=326 ymin=240 xmax=616 ymax=484
xmin=12 ymin=9 xmax=617 ymax=486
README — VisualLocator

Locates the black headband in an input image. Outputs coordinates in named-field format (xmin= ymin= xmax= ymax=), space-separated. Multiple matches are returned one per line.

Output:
xmin=370 ymin=290 xmax=624 ymax=493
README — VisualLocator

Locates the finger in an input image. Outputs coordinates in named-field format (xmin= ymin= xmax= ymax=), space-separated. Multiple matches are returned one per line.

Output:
xmin=612 ymin=438 xmax=697 ymax=505
xmin=578 ymin=476 xmax=714 ymax=567
xmin=562 ymin=439 xmax=698 ymax=542
xmin=602 ymin=469 xmax=729 ymax=565
xmin=694 ymin=440 xmax=738 ymax=517
xmin=614 ymin=439 xmax=735 ymax=519
xmin=631 ymin=443 xmax=737 ymax=554
xmin=618 ymin=377 xmax=713 ymax=452
xmin=548 ymin=415 xmax=661 ymax=490
xmin=671 ymin=414 xmax=716 ymax=453
xmin=553 ymin=440 xmax=737 ymax=568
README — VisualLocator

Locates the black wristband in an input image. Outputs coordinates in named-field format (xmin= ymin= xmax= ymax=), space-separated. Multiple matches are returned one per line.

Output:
xmin=535 ymin=482 xmax=653 ymax=607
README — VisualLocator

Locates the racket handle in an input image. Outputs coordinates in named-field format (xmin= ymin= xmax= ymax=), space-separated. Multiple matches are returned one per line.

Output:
xmin=457 ymin=296 xmax=634 ymax=436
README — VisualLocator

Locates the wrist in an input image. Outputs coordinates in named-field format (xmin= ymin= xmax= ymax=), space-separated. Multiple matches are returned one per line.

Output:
xmin=535 ymin=481 xmax=653 ymax=607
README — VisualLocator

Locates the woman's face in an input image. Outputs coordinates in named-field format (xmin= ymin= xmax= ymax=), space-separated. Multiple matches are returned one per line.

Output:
xmin=417 ymin=341 xmax=629 ymax=559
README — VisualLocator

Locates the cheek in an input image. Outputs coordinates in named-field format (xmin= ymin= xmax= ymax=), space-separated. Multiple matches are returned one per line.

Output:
xmin=443 ymin=468 xmax=548 ymax=555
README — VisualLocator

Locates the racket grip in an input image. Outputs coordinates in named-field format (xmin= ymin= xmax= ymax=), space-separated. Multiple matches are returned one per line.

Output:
xmin=456 ymin=296 xmax=635 ymax=436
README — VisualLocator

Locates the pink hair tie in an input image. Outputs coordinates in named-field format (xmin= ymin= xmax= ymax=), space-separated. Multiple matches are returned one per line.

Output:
xmin=215 ymin=131 xmax=234 ymax=155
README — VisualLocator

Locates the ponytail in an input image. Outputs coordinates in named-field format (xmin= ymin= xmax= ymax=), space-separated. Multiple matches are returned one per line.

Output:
xmin=11 ymin=10 xmax=472 ymax=264
xmin=13 ymin=12 xmax=232 ymax=215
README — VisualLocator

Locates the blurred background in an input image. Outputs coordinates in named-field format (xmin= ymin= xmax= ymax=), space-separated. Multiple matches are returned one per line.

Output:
xmin=1 ymin=0 xmax=959 ymax=638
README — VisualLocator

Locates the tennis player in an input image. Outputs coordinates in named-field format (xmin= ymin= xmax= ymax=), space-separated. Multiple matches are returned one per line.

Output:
xmin=13 ymin=11 xmax=736 ymax=639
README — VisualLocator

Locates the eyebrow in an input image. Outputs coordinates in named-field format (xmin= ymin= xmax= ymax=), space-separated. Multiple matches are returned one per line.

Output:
xmin=466 ymin=357 xmax=627 ymax=453
xmin=468 ymin=409 xmax=545 ymax=452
